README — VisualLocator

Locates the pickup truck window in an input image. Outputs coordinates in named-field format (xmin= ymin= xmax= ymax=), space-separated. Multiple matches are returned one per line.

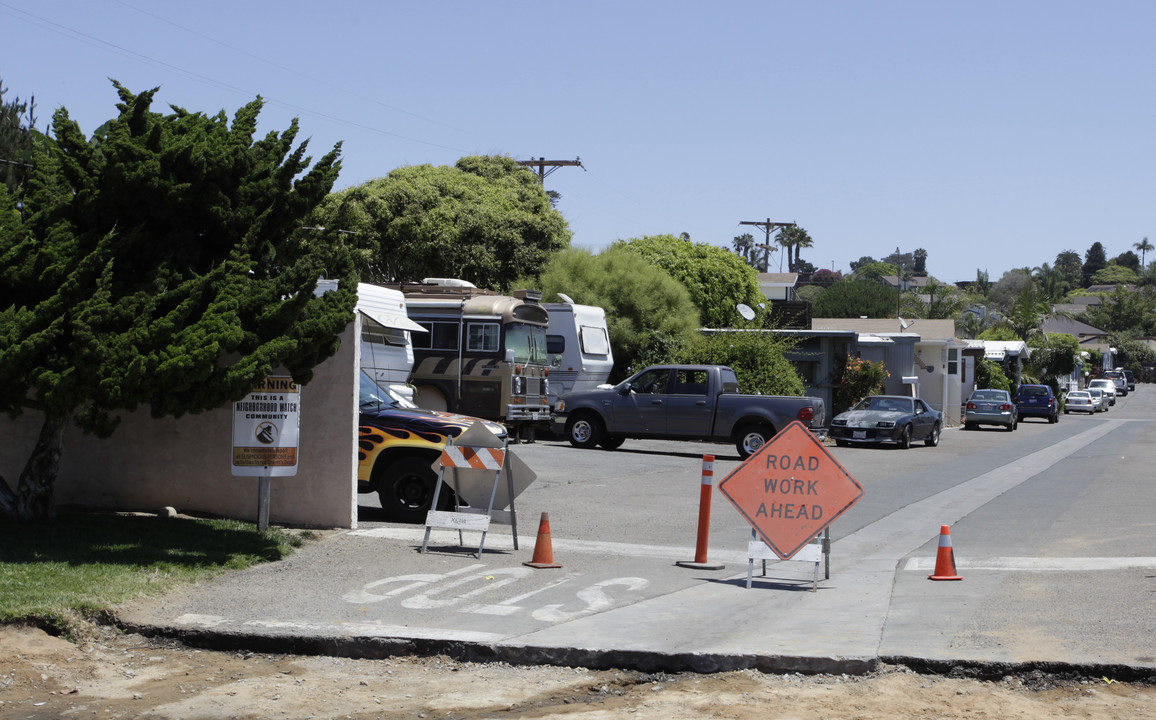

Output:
xmin=720 ymin=368 xmax=740 ymax=393
xmin=673 ymin=369 xmax=708 ymax=396
xmin=632 ymin=368 xmax=670 ymax=394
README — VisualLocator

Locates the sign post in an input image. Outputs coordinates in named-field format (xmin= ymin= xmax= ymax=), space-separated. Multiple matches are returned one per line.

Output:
xmin=231 ymin=376 xmax=301 ymax=530
xmin=718 ymin=421 xmax=863 ymax=589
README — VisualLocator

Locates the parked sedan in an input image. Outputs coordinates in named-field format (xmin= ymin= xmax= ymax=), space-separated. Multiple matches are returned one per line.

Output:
xmin=1086 ymin=387 xmax=1109 ymax=413
xmin=829 ymin=395 xmax=942 ymax=449
xmin=964 ymin=388 xmax=1017 ymax=431
xmin=1064 ymin=390 xmax=1097 ymax=414
xmin=1088 ymin=379 xmax=1117 ymax=406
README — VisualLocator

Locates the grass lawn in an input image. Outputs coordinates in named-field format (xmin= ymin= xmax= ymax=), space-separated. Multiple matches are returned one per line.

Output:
xmin=0 ymin=509 xmax=313 ymax=635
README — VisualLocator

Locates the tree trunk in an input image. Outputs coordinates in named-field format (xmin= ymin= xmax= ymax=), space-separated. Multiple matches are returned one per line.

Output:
xmin=0 ymin=412 xmax=69 ymax=522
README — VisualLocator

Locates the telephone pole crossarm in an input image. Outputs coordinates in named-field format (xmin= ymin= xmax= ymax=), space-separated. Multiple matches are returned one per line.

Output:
xmin=517 ymin=157 xmax=584 ymax=182
xmin=739 ymin=218 xmax=796 ymax=272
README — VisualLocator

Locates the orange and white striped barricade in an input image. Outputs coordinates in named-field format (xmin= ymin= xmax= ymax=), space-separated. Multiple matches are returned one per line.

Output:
xmin=421 ymin=434 xmax=508 ymax=559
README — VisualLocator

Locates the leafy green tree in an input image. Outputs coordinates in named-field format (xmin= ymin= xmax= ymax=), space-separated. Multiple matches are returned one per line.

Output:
xmin=975 ymin=357 xmax=1011 ymax=392
xmin=531 ymin=247 xmax=700 ymax=382
xmin=1090 ymin=264 xmax=1139 ymax=286
xmin=0 ymin=83 xmax=356 ymax=521
xmin=1083 ymin=242 xmax=1108 ymax=286
xmin=309 ymin=155 xmax=569 ymax=290
xmin=832 ymin=356 xmax=889 ymax=411
xmin=1033 ymin=262 xmax=1069 ymax=302
xmin=731 ymin=232 xmax=755 ymax=266
xmin=1054 ymin=250 xmax=1083 ymax=291
xmin=677 ymin=330 xmax=804 ymax=396
xmin=972 ymin=269 xmax=991 ymax=297
xmin=0 ymin=75 xmax=37 ymax=195
xmin=849 ymin=256 xmax=877 ymax=272
xmin=900 ymin=279 xmax=965 ymax=319
xmin=613 ymin=235 xmax=762 ymax=328
xmin=1108 ymin=334 xmax=1156 ymax=375
xmin=1111 ymin=250 xmax=1140 ymax=272
xmin=851 ymin=261 xmax=899 ymax=282
xmin=812 ymin=278 xmax=897 ymax=318
xmin=987 ymin=269 xmax=1032 ymax=311
xmin=956 ymin=308 xmax=992 ymax=339
xmin=1082 ymin=286 xmax=1155 ymax=334
xmin=1134 ymin=237 xmax=1153 ymax=269
xmin=999 ymin=281 xmax=1053 ymax=341
xmin=776 ymin=225 xmax=814 ymax=273
xmin=1026 ymin=333 xmax=1079 ymax=384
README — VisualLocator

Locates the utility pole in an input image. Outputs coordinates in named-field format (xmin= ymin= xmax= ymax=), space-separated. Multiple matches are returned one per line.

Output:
xmin=517 ymin=157 xmax=584 ymax=182
xmin=739 ymin=218 xmax=795 ymax=273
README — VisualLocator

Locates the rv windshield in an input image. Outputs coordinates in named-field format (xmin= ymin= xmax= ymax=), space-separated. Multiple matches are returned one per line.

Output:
xmin=505 ymin=323 xmax=548 ymax=365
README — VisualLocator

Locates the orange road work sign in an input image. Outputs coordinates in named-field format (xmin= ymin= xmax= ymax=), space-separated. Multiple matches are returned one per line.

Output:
xmin=719 ymin=421 xmax=864 ymax=559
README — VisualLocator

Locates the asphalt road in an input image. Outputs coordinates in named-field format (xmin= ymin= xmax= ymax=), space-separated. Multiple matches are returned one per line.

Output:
xmin=119 ymin=387 xmax=1156 ymax=675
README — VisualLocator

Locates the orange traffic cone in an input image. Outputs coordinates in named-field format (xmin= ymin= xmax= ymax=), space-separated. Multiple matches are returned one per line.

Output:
xmin=523 ymin=512 xmax=562 ymax=569
xmin=928 ymin=524 xmax=963 ymax=580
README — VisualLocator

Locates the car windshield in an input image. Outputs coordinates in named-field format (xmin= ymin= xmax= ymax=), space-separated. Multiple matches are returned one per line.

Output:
xmin=1069 ymin=392 xmax=1090 ymax=399
xmin=1019 ymin=386 xmax=1048 ymax=397
xmin=359 ymin=371 xmax=418 ymax=411
xmin=856 ymin=396 xmax=912 ymax=413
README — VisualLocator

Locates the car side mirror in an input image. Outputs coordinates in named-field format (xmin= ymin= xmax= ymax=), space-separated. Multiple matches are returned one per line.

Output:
xmin=505 ymin=349 xmax=516 ymax=363
xmin=620 ymin=382 xmax=633 ymax=395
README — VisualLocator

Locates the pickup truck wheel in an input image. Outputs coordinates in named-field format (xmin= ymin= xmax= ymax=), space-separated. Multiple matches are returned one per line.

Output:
xmin=565 ymin=413 xmax=604 ymax=449
xmin=736 ymin=425 xmax=772 ymax=459
xmin=599 ymin=436 xmax=625 ymax=450
xmin=376 ymin=456 xmax=450 ymax=523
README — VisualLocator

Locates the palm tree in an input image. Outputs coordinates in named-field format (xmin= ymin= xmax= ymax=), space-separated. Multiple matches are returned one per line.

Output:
xmin=1134 ymin=237 xmax=1153 ymax=269
xmin=731 ymin=233 xmax=754 ymax=264
xmin=776 ymin=226 xmax=813 ymax=272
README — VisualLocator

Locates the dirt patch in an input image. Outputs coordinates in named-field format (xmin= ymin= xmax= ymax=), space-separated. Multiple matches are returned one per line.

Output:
xmin=3 ymin=624 xmax=1155 ymax=719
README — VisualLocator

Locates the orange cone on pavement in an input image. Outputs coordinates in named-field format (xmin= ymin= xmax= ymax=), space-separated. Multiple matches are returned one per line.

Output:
xmin=928 ymin=524 xmax=963 ymax=580
xmin=524 ymin=512 xmax=562 ymax=569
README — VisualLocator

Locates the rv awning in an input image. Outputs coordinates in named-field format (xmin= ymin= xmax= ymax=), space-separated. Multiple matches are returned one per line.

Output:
xmin=359 ymin=309 xmax=427 ymax=333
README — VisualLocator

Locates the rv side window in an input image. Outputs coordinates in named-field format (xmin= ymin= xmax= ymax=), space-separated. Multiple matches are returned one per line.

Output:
xmin=414 ymin=321 xmax=459 ymax=351
xmin=467 ymin=322 xmax=501 ymax=352
xmin=546 ymin=335 xmax=565 ymax=354
xmin=361 ymin=328 xmax=407 ymax=347
xmin=578 ymin=326 xmax=610 ymax=356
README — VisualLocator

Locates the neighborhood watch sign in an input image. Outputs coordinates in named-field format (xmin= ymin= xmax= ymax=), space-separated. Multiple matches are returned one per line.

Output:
xmin=231 ymin=376 xmax=300 ymax=477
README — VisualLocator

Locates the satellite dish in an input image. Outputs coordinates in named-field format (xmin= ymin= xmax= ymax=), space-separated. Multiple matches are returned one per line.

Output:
xmin=736 ymin=303 xmax=756 ymax=321
xmin=557 ymin=293 xmax=575 ymax=304
xmin=899 ymin=317 xmax=912 ymax=330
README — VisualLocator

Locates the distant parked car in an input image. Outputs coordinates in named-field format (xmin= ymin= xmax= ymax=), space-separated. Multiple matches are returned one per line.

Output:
xmin=1088 ymin=379 xmax=1117 ymax=406
xmin=964 ymin=389 xmax=1017 ymax=431
xmin=1064 ymin=390 xmax=1097 ymax=414
xmin=829 ymin=395 xmax=942 ymax=449
xmin=1104 ymin=370 xmax=1128 ymax=396
xmin=1014 ymin=384 xmax=1059 ymax=423
xmin=1085 ymin=387 xmax=1109 ymax=413
xmin=1123 ymin=369 xmax=1136 ymax=391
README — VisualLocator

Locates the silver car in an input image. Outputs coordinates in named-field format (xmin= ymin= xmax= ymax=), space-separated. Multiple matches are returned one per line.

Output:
xmin=963 ymin=388 xmax=1017 ymax=431
xmin=1064 ymin=390 xmax=1096 ymax=414
xmin=1086 ymin=387 xmax=1109 ymax=412
xmin=1088 ymin=379 xmax=1117 ymax=406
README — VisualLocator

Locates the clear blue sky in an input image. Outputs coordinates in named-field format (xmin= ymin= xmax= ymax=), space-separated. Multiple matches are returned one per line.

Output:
xmin=4 ymin=1 xmax=1155 ymax=284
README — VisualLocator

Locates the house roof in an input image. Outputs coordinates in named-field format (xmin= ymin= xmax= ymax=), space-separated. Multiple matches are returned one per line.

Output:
xmin=757 ymin=272 xmax=799 ymax=287
xmin=810 ymin=317 xmax=958 ymax=340
xmin=983 ymin=340 xmax=1031 ymax=361
xmin=1042 ymin=316 xmax=1108 ymax=338
xmin=880 ymin=275 xmax=937 ymax=289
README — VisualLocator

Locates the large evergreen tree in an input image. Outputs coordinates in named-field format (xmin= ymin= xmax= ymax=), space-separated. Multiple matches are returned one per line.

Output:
xmin=0 ymin=83 xmax=356 ymax=521
xmin=308 ymin=155 xmax=570 ymax=290
xmin=614 ymin=234 xmax=763 ymax=327
xmin=0 ymin=75 xmax=37 ymax=195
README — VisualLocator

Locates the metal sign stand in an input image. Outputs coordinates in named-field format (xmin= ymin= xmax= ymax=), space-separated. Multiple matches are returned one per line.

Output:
xmin=745 ymin=527 xmax=830 ymax=591
xmin=420 ymin=436 xmax=509 ymax=559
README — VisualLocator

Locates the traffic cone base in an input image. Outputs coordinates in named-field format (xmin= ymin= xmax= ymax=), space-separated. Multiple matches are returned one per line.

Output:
xmin=524 ymin=512 xmax=562 ymax=569
xmin=928 ymin=524 xmax=963 ymax=580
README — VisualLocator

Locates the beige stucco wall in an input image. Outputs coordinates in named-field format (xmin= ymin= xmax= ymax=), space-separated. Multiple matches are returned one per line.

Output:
xmin=0 ymin=322 xmax=360 ymax=528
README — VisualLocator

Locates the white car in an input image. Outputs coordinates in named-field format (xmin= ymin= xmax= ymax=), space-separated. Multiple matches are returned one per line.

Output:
xmin=1088 ymin=379 xmax=1117 ymax=406
xmin=1086 ymin=387 xmax=1109 ymax=412
xmin=1064 ymin=391 xmax=1096 ymax=414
